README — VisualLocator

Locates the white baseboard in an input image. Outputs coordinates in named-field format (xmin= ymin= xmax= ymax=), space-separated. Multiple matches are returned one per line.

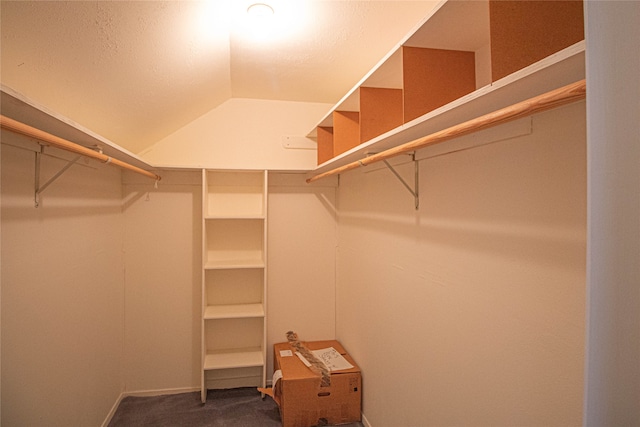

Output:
xmin=101 ymin=392 xmax=124 ymax=427
xmin=361 ymin=412 xmax=373 ymax=427
xmin=101 ymin=387 xmax=200 ymax=427
xmin=122 ymin=386 xmax=200 ymax=398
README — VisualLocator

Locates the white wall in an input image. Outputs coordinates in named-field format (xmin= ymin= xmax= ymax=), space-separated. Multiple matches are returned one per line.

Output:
xmin=266 ymin=172 xmax=338 ymax=375
xmin=139 ymin=98 xmax=332 ymax=170
xmin=119 ymin=170 xmax=339 ymax=395
xmin=335 ymin=102 xmax=586 ymax=426
xmin=584 ymin=1 xmax=640 ymax=425
xmin=121 ymin=170 xmax=202 ymax=393
xmin=1 ymin=140 xmax=125 ymax=426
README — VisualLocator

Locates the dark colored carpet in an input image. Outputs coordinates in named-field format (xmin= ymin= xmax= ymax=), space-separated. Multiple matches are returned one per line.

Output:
xmin=108 ymin=387 xmax=365 ymax=427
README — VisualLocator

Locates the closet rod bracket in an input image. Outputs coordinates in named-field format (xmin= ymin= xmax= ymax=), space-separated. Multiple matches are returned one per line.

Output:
xmin=34 ymin=146 xmax=82 ymax=208
xmin=380 ymin=152 xmax=419 ymax=210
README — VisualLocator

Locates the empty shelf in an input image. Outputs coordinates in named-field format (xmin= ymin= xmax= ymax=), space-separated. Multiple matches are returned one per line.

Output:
xmin=204 ymin=303 xmax=265 ymax=319
xmin=204 ymin=349 xmax=264 ymax=370
xmin=204 ymin=259 xmax=265 ymax=269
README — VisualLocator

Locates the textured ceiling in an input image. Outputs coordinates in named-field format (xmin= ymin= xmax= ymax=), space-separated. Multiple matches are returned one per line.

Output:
xmin=1 ymin=0 xmax=436 ymax=154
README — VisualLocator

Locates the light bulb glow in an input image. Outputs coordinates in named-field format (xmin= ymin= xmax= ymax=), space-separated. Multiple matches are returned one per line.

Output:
xmin=244 ymin=3 xmax=277 ymax=42
xmin=196 ymin=0 xmax=309 ymax=45
xmin=247 ymin=3 xmax=274 ymax=17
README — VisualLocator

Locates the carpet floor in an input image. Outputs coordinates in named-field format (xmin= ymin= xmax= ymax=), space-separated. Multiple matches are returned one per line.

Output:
xmin=108 ymin=387 xmax=365 ymax=427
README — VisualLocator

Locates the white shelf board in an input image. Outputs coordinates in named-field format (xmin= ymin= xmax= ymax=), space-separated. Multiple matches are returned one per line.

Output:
xmin=204 ymin=259 xmax=265 ymax=270
xmin=204 ymin=215 xmax=265 ymax=220
xmin=362 ymin=49 xmax=404 ymax=91
xmin=307 ymin=41 xmax=585 ymax=178
xmin=204 ymin=349 xmax=264 ymax=370
xmin=204 ymin=303 xmax=264 ymax=319
xmin=404 ymin=0 xmax=490 ymax=52
xmin=1 ymin=84 xmax=156 ymax=172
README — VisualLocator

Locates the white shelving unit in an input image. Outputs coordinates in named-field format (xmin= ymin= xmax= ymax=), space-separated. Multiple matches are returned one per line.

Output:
xmin=201 ymin=170 xmax=268 ymax=403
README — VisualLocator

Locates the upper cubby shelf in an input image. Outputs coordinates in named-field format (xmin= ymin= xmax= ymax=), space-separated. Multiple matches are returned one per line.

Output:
xmin=204 ymin=170 xmax=266 ymax=218
xmin=307 ymin=0 xmax=585 ymax=177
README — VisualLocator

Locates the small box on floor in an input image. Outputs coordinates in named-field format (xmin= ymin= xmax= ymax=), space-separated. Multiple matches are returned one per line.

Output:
xmin=268 ymin=340 xmax=362 ymax=427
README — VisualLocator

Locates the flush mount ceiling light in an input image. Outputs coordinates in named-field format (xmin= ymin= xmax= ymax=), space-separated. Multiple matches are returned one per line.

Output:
xmin=244 ymin=2 xmax=276 ymax=42
xmin=239 ymin=1 xmax=308 ymax=43
xmin=247 ymin=3 xmax=274 ymax=17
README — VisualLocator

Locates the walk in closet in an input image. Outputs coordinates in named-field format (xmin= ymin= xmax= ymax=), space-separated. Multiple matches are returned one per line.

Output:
xmin=2 ymin=1 xmax=639 ymax=426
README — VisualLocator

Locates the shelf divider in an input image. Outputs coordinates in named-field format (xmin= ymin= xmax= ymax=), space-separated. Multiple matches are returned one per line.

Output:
xmin=360 ymin=87 xmax=404 ymax=143
xmin=402 ymin=46 xmax=476 ymax=123
xmin=333 ymin=111 xmax=360 ymax=157
xmin=317 ymin=126 xmax=334 ymax=165
xmin=489 ymin=0 xmax=584 ymax=82
xmin=307 ymin=79 xmax=586 ymax=183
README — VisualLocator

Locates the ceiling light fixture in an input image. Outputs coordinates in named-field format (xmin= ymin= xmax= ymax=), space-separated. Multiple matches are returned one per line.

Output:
xmin=247 ymin=3 xmax=274 ymax=17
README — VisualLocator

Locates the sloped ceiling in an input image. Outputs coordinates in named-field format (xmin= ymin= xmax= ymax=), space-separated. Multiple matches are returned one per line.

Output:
xmin=1 ymin=0 xmax=437 ymax=154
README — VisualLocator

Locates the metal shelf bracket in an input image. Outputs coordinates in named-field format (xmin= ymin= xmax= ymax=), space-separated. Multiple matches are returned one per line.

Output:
xmin=381 ymin=152 xmax=419 ymax=210
xmin=34 ymin=146 xmax=81 ymax=208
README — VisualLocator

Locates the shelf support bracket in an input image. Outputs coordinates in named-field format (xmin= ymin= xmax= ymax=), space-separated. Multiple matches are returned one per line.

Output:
xmin=381 ymin=152 xmax=419 ymax=210
xmin=34 ymin=146 xmax=81 ymax=208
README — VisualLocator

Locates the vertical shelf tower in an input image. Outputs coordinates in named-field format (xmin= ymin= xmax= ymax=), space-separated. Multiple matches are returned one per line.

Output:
xmin=201 ymin=169 xmax=268 ymax=403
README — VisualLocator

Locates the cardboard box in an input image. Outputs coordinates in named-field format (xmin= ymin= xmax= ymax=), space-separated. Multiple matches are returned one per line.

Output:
xmin=271 ymin=340 xmax=362 ymax=427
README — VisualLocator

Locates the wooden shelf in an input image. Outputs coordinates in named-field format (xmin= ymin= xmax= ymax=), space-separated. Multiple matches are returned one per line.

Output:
xmin=1 ymin=85 xmax=155 ymax=174
xmin=307 ymin=0 xmax=585 ymax=175
xmin=204 ymin=303 xmax=264 ymax=320
xmin=310 ymin=41 xmax=584 ymax=178
xmin=204 ymin=349 xmax=264 ymax=371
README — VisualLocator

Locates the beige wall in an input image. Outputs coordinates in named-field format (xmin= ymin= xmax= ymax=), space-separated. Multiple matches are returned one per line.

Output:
xmin=139 ymin=98 xmax=332 ymax=170
xmin=121 ymin=170 xmax=202 ymax=393
xmin=1 ymin=141 xmax=125 ymax=426
xmin=120 ymin=170 xmax=339 ymax=393
xmin=584 ymin=1 xmax=640 ymax=424
xmin=335 ymin=102 xmax=586 ymax=426
xmin=1 ymin=103 xmax=590 ymax=426
xmin=267 ymin=173 xmax=338 ymax=374
xmin=0 ymin=152 xmax=339 ymax=425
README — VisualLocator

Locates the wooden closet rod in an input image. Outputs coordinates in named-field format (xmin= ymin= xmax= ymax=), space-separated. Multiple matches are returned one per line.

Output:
xmin=0 ymin=114 xmax=161 ymax=181
xmin=307 ymin=79 xmax=586 ymax=183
